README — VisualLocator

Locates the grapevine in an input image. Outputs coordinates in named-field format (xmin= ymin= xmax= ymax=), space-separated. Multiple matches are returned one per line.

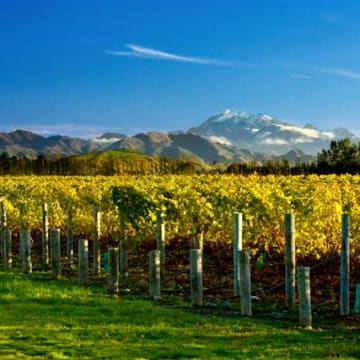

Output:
xmin=0 ymin=175 xmax=359 ymax=258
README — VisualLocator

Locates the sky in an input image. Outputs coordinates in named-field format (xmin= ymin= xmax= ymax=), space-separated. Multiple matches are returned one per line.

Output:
xmin=2 ymin=0 xmax=360 ymax=138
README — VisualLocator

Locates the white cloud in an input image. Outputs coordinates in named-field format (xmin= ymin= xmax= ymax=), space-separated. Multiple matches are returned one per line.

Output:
xmin=106 ymin=46 xmax=360 ymax=77
xmin=321 ymin=131 xmax=336 ymax=139
xmin=276 ymin=123 xmax=320 ymax=138
xmin=106 ymin=44 xmax=232 ymax=66
xmin=276 ymin=123 xmax=336 ymax=139
xmin=292 ymin=137 xmax=313 ymax=144
xmin=105 ymin=50 xmax=145 ymax=58
xmin=262 ymin=138 xmax=289 ymax=145
xmin=259 ymin=125 xmax=335 ymax=145
xmin=290 ymin=63 xmax=360 ymax=81
xmin=92 ymin=137 xmax=124 ymax=144
xmin=318 ymin=66 xmax=360 ymax=80
xmin=207 ymin=135 xmax=233 ymax=146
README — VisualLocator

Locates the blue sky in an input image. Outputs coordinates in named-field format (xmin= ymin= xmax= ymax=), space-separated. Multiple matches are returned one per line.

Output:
xmin=2 ymin=0 xmax=360 ymax=137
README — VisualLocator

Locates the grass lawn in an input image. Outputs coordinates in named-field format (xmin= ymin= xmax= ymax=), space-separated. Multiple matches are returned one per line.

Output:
xmin=0 ymin=271 xmax=359 ymax=359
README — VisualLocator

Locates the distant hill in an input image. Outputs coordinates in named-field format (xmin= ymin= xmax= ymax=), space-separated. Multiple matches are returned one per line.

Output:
xmin=107 ymin=131 xmax=271 ymax=163
xmin=0 ymin=110 xmax=357 ymax=163
xmin=0 ymin=130 xmax=89 ymax=157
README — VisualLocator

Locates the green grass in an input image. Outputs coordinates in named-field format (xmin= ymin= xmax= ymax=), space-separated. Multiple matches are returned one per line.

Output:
xmin=86 ymin=148 xmax=151 ymax=158
xmin=0 ymin=271 xmax=359 ymax=359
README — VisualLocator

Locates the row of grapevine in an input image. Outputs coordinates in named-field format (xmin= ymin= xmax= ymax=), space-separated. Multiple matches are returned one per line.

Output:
xmin=1 ymin=174 xmax=360 ymax=258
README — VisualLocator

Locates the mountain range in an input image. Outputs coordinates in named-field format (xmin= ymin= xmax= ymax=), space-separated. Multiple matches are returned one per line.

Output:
xmin=189 ymin=109 xmax=357 ymax=155
xmin=0 ymin=110 xmax=357 ymax=163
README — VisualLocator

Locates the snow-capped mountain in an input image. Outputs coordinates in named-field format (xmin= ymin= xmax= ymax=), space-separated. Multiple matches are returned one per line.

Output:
xmin=0 ymin=110 xmax=357 ymax=162
xmin=189 ymin=109 xmax=357 ymax=155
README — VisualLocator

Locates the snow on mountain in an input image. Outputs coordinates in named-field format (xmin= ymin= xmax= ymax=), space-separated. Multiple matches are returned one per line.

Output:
xmin=189 ymin=109 xmax=358 ymax=155
xmin=262 ymin=138 xmax=289 ymax=145
xmin=92 ymin=137 xmax=124 ymax=144
xmin=92 ymin=132 xmax=126 ymax=144
xmin=275 ymin=123 xmax=335 ymax=139
xmin=210 ymin=109 xmax=242 ymax=122
xmin=0 ymin=110 xmax=357 ymax=162
xmin=207 ymin=135 xmax=233 ymax=146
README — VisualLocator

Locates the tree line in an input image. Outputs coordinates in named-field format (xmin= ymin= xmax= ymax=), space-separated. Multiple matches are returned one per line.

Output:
xmin=0 ymin=152 xmax=201 ymax=175
xmin=227 ymin=138 xmax=360 ymax=175
xmin=0 ymin=138 xmax=359 ymax=175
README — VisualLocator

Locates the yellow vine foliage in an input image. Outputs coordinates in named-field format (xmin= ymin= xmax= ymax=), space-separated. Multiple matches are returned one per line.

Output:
xmin=0 ymin=174 xmax=359 ymax=257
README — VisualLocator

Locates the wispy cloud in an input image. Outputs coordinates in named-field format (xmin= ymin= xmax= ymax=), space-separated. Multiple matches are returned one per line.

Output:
xmin=287 ymin=63 xmax=360 ymax=81
xmin=106 ymin=44 xmax=233 ymax=66
xmin=317 ymin=66 xmax=360 ymax=80
xmin=106 ymin=44 xmax=360 ymax=79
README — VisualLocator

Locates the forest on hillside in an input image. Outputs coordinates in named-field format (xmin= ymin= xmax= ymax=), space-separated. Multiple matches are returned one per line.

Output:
xmin=0 ymin=138 xmax=359 ymax=176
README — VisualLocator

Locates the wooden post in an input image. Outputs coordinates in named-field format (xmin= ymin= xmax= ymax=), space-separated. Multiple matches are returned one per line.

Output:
xmin=103 ymin=251 xmax=109 ymax=272
xmin=285 ymin=213 xmax=296 ymax=311
xmin=354 ymin=283 xmax=360 ymax=314
xmin=19 ymin=203 xmax=25 ymax=231
xmin=340 ymin=214 xmax=350 ymax=316
xmin=93 ymin=208 xmax=101 ymax=274
xmin=233 ymin=212 xmax=243 ymax=296
xmin=42 ymin=203 xmax=49 ymax=265
xmin=119 ymin=239 xmax=128 ymax=281
xmin=79 ymin=239 xmax=88 ymax=286
xmin=239 ymin=250 xmax=252 ymax=316
xmin=298 ymin=266 xmax=312 ymax=327
xmin=149 ymin=250 xmax=161 ymax=300
xmin=108 ymin=247 xmax=119 ymax=294
xmin=0 ymin=201 xmax=6 ymax=229
xmin=0 ymin=201 xmax=6 ymax=258
xmin=156 ymin=212 xmax=165 ymax=280
xmin=190 ymin=249 xmax=203 ymax=306
xmin=50 ymin=229 xmax=61 ymax=279
xmin=2 ymin=229 xmax=12 ymax=270
xmin=20 ymin=229 xmax=32 ymax=274
xmin=66 ymin=210 xmax=74 ymax=265
xmin=193 ymin=231 xmax=203 ymax=251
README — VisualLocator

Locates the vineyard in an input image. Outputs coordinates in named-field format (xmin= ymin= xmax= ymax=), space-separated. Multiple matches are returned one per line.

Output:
xmin=1 ymin=174 xmax=360 ymax=259
xmin=0 ymin=174 xmax=360 ymax=325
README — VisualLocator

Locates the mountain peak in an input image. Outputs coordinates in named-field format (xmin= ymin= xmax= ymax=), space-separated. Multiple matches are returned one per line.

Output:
xmin=11 ymin=129 xmax=43 ymax=139
xmin=224 ymin=108 xmax=234 ymax=116
xmin=92 ymin=132 xmax=126 ymax=147
xmin=207 ymin=110 xmax=252 ymax=124
xmin=206 ymin=110 xmax=277 ymax=126
xmin=258 ymin=114 xmax=274 ymax=122
xmin=190 ymin=109 xmax=359 ymax=156
xmin=98 ymin=132 xmax=126 ymax=140
xmin=0 ymin=110 xmax=358 ymax=161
